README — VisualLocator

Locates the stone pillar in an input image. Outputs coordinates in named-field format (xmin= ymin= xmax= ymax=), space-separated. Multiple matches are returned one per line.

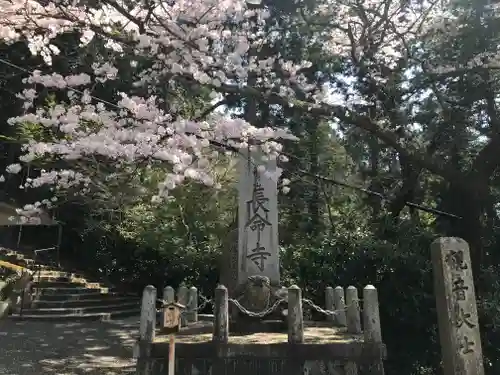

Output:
xmin=135 ymin=285 xmax=156 ymax=375
xmin=163 ymin=286 xmax=175 ymax=304
xmin=213 ymin=285 xmax=229 ymax=343
xmin=431 ymin=237 xmax=484 ymax=375
xmin=325 ymin=286 xmax=334 ymax=323
xmin=287 ymin=285 xmax=304 ymax=343
xmin=177 ymin=286 xmax=188 ymax=327
xmin=187 ymin=286 xmax=198 ymax=323
xmin=236 ymin=150 xmax=281 ymax=288
xmin=333 ymin=286 xmax=346 ymax=327
xmin=363 ymin=285 xmax=384 ymax=375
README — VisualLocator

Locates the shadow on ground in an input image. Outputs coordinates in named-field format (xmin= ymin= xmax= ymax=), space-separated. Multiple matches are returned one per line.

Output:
xmin=0 ymin=317 xmax=139 ymax=375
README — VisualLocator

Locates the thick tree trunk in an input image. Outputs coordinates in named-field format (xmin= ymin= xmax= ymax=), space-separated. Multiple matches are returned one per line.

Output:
xmin=445 ymin=179 xmax=487 ymax=294
xmin=366 ymin=137 xmax=383 ymax=218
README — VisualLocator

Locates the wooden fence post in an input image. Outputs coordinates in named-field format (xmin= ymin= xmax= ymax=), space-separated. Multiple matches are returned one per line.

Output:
xmin=177 ymin=285 xmax=188 ymax=326
xmin=187 ymin=286 xmax=198 ymax=323
xmin=363 ymin=285 xmax=384 ymax=375
xmin=334 ymin=286 xmax=347 ymax=327
xmin=325 ymin=286 xmax=334 ymax=323
xmin=213 ymin=284 xmax=228 ymax=343
xmin=345 ymin=286 xmax=361 ymax=375
xmin=135 ymin=285 xmax=157 ymax=375
xmin=288 ymin=285 xmax=304 ymax=343
xmin=431 ymin=237 xmax=484 ymax=375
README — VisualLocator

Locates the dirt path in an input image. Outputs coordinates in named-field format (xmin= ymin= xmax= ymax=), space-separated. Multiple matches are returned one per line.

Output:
xmin=0 ymin=317 xmax=139 ymax=375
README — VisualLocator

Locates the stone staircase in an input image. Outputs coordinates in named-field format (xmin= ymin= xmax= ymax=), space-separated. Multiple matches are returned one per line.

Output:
xmin=0 ymin=247 xmax=141 ymax=321
xmin=0 ymin=247 xmax=38 ymax=269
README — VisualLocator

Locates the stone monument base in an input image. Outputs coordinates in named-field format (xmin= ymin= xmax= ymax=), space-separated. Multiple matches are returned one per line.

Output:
xmin=230 ymin=275 xmax=288 ymax=332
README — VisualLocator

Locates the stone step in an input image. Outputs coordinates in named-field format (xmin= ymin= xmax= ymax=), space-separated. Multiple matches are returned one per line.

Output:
xmin=0 ymin=251 xmax=57 ymax=267
xmin=21 ymin=301 xmax=140 ymax=316
xmin=31 ymin=296 xmax=138 ymax=308
xmin=27 ymin=264 xmax=54 ymax=270
xmin=0 ymin=250 xmax=35 ymax=261
xmin=31 ymin=275 xmax=89 ymax=284
xmin=35 ymin=270 xmax=86 ymax=279
xmin=1 ymin=257 xmax=40 ymax=269
xmin=32 ymin=287 xmax=110 ymax=297
xmin=0 ymin=253 xmax=32 ymax=262
xmin=32 ymin=279 xmax=103 ymax=290
xmin=1 ymin=252 xmax=25 ymax=260
xmin=31 ymin=281 xmax=87 ymax=288
xmin=0 ymin=259 xmax=28 ymax=273
xmin=11 ymin=308 xmax=140 ymax=321
xmin=0 ymin=255 xmax=28 ymax=266
xmin=16 ymin=261 xmax=33 ymax=269
xmin=35 ymin=291 xmax=125 ymax=302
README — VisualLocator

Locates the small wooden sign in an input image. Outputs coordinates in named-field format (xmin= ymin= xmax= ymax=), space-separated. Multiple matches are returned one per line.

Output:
xmin=161 ymin=301 xmax=185 ymax=335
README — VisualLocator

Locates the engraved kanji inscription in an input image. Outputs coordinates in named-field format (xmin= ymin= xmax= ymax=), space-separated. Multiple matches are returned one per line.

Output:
xmin=459 ymin=335 xmax=475 ymax=354
xmin=454 ymin=304 xmax=476 ymax=329
xmin=452 ymin=275 xmax=469 ymax=301
xmin=445 ymin=250 xmax=468 ymax=271
xmin=247 ymin=245 xmax=271 ymax=272
xmin=247 ymin=211 xmax=271 ymax=232
xmin=246 ymin=168 xmax=270 ymax=230
xmin=431 ymin=239 xmax=485 ymax=375
xmin=244 ymin=166 xmax=272 ymax=271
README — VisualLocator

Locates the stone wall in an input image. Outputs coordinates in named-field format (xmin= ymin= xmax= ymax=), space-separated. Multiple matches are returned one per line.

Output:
xmin=140 ymin=340 xmax=386 ymax=375
xmin=146 ymin=357 xmax=348 ymax=375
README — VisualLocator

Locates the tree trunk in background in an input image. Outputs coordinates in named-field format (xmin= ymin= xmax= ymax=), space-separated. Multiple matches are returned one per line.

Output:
xmin=219 ymin=225 xmax=238 ymax=296
xmin=307 ymin=120 xmax=322 ymax=237
xmin=366 ymin=136 xmax=383 ymax=218
xmin=444 ymin=179 xmax=487 ymax=295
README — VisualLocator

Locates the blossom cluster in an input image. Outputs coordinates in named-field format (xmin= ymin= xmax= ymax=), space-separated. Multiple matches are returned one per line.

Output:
xmin=0 ymin=0 xmax=466 ymax=218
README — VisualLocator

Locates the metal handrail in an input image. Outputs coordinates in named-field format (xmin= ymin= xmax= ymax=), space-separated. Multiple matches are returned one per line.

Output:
xmin=33 ymin=247 xmax=56 ymax=254
xmin=19 ymin=246 xmax=57 ymax=317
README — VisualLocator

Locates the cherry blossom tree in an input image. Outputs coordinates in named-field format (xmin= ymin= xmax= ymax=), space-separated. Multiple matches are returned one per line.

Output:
xmin=0 ymin=0 xmax=296 ymax=217
xmin=0 ymin=0 xmax=474 ymax=222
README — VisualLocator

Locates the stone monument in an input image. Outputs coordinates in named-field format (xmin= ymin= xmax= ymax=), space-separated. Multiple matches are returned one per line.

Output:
xmin=431 ymin=237 xmax=484 ymax=375
xmin=230 ymin=149 xmax=285 ymax=327
xmin=237 ymin=150 xmax=280 ymax=287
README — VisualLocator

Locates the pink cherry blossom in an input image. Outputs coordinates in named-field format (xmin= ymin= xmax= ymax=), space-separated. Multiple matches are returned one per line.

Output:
xmin=0 ymin=0 xmax=463 ymax=218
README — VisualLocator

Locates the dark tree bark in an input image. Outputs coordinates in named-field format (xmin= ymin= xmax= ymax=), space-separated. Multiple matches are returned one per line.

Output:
xmin=307 ymin=119 xmax=322 ymax=237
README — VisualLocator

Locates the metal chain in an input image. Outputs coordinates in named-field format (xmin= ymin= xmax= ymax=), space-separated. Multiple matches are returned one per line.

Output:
xmin=156 ymin=293 xmax=361 ymax=319
xmin=156 ymin=293 xmax=214 ymax=314
xmin=196 ymin=293 xmax=213 ymax=312
xmin=228 ymin=297 xmax=286 ymax=318
xmin=301 ymin=298 xmax=362 ymax=317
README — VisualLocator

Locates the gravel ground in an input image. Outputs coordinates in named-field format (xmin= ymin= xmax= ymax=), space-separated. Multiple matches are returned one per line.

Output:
xmin=0 ymin=317 xmax=140 ymax=375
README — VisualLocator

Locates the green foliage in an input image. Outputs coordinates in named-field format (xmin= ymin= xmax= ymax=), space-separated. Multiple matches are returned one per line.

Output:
xmin=281 ymin=222 xmax=436 ymax=374
xmin=4 ymin=1 xmax=500 ymax=374
xmin=281 ymin=222 xmax=500 ymax=375
xmin=0 ymin=270 xmax=20 ymax=302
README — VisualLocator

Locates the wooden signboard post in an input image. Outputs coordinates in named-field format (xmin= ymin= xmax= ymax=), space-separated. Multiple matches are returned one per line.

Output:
xmin=161 ymin=301 xmax=185 ymax=375
xmin=431 ymin=237 xmax=485 ymax=375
